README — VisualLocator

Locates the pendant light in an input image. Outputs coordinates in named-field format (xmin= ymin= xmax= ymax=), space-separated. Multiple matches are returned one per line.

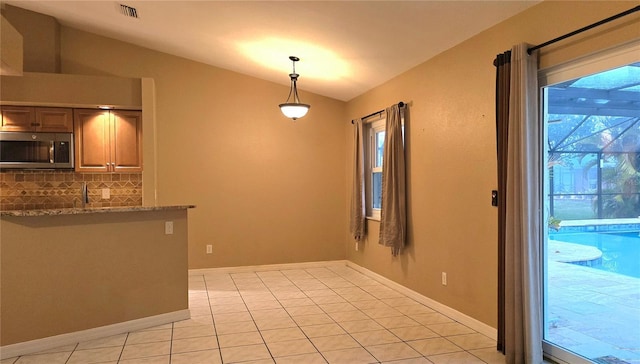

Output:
xmin=279 ymin=56 xmax=310 ymax=120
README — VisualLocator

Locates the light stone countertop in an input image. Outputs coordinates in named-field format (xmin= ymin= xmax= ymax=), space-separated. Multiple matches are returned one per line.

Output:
xmin=0 ymin=205 xmax=195 ymax=217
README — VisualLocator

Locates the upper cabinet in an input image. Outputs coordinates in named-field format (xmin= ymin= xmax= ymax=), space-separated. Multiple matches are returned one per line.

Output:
xmin=1 ymin=106 xmax=73 ymax=132
xmin=74 ymin=109 xmax=143 ymax=173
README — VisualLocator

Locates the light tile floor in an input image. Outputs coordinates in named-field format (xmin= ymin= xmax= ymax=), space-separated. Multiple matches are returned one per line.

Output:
xmin=1 ymin=264 xmax=505 ymax=364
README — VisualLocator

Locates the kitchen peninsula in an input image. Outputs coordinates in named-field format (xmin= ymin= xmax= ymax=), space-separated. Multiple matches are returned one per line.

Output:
xmin=0 ymin=205 xmax=194 ymax=358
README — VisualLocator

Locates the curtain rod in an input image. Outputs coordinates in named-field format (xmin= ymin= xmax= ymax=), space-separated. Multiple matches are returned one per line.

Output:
xmin=351 ymin=101 xmax=405 ymax=124
xmin=527 ymin=5 xmax=640 ymax=55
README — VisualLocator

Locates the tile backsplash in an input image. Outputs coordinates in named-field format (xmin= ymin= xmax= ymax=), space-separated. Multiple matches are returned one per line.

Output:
xmin=0 ymin=171 xmax=142 ymax=211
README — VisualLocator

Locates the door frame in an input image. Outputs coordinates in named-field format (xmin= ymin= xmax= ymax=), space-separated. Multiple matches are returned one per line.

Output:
xmin=538 ymin=39 xmax=640 ymax=364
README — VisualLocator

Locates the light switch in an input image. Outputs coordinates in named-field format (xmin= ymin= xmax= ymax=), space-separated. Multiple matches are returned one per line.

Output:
xmin=102 ymin=188 xmax=110 ymax=199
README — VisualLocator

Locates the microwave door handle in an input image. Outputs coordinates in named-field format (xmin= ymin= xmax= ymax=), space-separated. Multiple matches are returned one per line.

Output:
xmin=49 ymin=141 xmax=55 ymax=164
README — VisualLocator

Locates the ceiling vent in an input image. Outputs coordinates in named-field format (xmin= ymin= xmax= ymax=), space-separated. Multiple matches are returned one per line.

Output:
xmin=119 ymin=4 xmax=139 ymax=19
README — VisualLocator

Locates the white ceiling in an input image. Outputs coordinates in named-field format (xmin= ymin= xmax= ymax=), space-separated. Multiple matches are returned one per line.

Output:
xmin=6 ymin=1 xmax=539 ymax=101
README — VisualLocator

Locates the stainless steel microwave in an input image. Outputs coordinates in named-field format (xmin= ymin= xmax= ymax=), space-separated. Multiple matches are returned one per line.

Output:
xmin=0 ymin=132 xmax=74 ymax=169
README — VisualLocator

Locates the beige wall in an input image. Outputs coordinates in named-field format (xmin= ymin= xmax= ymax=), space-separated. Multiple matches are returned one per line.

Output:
xmin=1 ymin=4 xmax=59 ymax=73
xmin=0 ymin=14 xmax=23 ymax=75
xmin=0 ymin=72 xmax=142 ymax=108
xmin=57 ymin=27 xmax=348 ymax=269
xmin=345 ymin=1 xmax=639 ymax=328
xmin=0 ymin=209 xmax=188 ymax=345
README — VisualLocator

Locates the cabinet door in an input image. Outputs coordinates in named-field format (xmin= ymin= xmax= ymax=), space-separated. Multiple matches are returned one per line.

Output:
xmin=1 ymin=106 xmax=36 ymax=131
xmin=74 ymin=109 xmax=110 ymax=172
xmin=37 ymin=108 xmax=73 ymax=132
xmin=111 ymin=110 xmax=143 ymax=172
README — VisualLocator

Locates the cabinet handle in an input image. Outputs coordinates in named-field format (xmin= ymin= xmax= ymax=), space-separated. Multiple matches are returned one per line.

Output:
xmin=49 ymin=141 xmax=55 ymax=164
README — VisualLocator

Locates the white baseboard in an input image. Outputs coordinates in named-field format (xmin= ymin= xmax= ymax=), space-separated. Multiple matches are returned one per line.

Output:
xmin=344 ymin=261 xmax=497 ymax=340
xmin=0 ymin=309 xmax=190 ymax=360
xmin=189 ymin=260 xmax=349 ymax=275
xmin=190 ymin=259 xmax=497 ymax=340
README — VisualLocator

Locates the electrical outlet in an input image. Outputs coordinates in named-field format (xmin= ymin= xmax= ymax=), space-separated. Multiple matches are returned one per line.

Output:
xmin=442 ymin=272 xmax=447 ymax=286
xmin=165 ymin=221 xmax=174 ymax=235
xmin=101 ymin=188 xmax=110 ymax=199
xmin=206 ymin=245 xmax=213 ymax=254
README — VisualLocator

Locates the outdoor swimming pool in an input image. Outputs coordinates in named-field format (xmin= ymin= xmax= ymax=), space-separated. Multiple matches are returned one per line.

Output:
xmin=549 ymin=231 xmax=640 ymax=278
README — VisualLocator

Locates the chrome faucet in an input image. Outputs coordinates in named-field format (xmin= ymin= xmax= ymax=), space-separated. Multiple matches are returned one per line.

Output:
xmin=81 ymin=182 xmax=89 ymax=208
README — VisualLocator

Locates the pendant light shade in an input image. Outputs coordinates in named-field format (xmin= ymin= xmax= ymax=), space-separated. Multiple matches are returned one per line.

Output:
xmin=279 ymin=103 xmax=310 ymax=119
xmin=279 ymin=56 xmax=310 ymax=120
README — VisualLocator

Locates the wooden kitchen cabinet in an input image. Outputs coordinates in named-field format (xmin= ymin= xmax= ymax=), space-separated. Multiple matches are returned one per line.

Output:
xmin=1 ymin=106 xmax=73 ymax=132
xmin=74 ymin=109 xmax=143 ymax=172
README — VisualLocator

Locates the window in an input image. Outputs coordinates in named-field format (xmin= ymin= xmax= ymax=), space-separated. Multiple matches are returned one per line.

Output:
xmin=365 ymin=118 xmax=385 ymax=219
xmin=364 ymin=115 xmax=404 ymax=220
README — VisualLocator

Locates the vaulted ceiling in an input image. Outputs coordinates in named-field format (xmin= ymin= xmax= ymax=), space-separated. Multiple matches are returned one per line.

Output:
xmin=6 ymin=1 xmax=539 ymax=101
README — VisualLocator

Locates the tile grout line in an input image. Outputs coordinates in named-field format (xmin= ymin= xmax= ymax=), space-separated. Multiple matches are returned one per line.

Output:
xmin=303 ymin=268 xmax=383 ymax=363
xmin=326 ymin=265 xmax=493 ymax=363
xmin=116 ymin=332 xmax=130 ymax=363
xmin=303 ymin=267 xmax=426 ymax=363
xmin=317 ymin=268 xmax=403 ymax=363
xmin=229 ymin=272 xmax=278 ymax=363
xmin=323 ymin=266 xmax=484 ymax=363
xmin=255 ymin=267 xmax=387 ymax=363
xmin=256 ymin=269 xmax=332 ymax=363
xmin=201 ymin=273 xmax=224 ymax=364
xmin=168 ymin=321 xmax=174 ymax=364
xmin=62 ymin=342 xmax=79 ymax=364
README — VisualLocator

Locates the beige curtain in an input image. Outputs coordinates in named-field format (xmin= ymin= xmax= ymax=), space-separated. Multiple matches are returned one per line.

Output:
xmin=350 ymin=118 xmax=366 ymax=241
xmin=379 ymin=104 xmax=406 ymax=256
xmin=503 ymin=43 xmax=543 ymax=364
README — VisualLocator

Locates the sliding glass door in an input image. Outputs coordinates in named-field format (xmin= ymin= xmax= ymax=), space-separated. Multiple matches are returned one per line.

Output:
xmin=541 ymin=48 xmax=640 ymax=363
